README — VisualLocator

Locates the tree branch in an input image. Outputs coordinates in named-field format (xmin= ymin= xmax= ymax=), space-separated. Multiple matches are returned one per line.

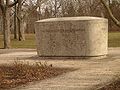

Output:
xmin=0 ymin=3 xmax=3 ymax=10
xmin=0 ymin=0 xmax=5 ymax=13
xmin=24 ymin=0 xmax=48 ymax=19
xmin=90 ymin=1 xmax=101 ymax=13
xmin=101 ymin=0 xmax=120 ymax=27
xmin=8 ymin=0 xmax=18 ymax=8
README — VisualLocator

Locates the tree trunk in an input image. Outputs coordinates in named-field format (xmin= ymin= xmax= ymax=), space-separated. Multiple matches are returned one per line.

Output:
xmin=0 ymin=0 xmax=18 ymax=49
xmin=14 ymin=0 xmax=17 ymax=39
xmin=17 ymin=0 xmax=25 ymax=41
xmin=2 ymin=9 xmax=11 ymax=49
xmin=18 ymin=19 xmax=25 ymax=41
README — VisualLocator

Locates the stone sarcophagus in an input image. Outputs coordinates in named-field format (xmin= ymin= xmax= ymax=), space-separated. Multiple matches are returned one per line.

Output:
xmin=35 ymin=17 xmax=108 ymax=57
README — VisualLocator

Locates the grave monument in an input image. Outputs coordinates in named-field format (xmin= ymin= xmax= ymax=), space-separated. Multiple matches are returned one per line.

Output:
xmin=35 ymin=17 xmax=108 ymax=57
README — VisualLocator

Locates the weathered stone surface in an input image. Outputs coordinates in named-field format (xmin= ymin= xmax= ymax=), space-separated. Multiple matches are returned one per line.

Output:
xmin=35 ymin=17 xmax=108 ymax=57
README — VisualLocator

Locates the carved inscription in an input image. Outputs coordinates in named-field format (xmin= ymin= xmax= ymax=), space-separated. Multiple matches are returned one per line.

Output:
xmin=41 ymin=29 xmax=85 ymax=33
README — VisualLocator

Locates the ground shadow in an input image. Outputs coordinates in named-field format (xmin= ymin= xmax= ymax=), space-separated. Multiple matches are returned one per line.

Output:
xmin=26 ymin=55 xmax=108 ymax=61
xmin=0 ymin=49 xmax=36 ymax=54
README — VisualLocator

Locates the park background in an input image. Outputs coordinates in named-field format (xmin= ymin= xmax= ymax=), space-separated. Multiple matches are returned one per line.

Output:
xmin=0 ymin=0 xmax=120 ymax=48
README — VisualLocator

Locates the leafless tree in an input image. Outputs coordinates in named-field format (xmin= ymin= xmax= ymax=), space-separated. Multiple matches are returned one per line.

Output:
xmin=101 ymin=0 xmax=120 ymax=27
xmin=0 ymin=0 xmax=18 ymax=48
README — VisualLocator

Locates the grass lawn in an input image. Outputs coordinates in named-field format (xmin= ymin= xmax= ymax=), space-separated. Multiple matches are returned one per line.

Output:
xmin=108 ymin=32 xmax=120 ymax=47
xmin=0 ymin=34 xmax=36 ymax=49
xmin=0 ymin=32 xmax=120 ymax=48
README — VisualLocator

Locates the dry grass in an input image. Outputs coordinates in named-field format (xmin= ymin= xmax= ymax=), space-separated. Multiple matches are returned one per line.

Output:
xmin=98 ymin=78 xmax=120 ymax=90
xmin=0 ymin=61 xmax=73 ymax=89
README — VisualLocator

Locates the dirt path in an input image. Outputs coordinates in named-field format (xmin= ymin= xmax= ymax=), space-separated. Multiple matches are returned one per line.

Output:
xmin=0 ymin=48 xmax=120 ymax=90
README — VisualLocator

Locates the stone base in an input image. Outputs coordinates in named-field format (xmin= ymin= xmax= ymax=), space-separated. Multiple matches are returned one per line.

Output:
xmin=35 ymin=17 xmax=108 ymax=57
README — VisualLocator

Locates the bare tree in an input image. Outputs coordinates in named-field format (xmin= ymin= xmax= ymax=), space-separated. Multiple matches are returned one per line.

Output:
xmin=42 ymin=0 xmax=62 ymax=17
xmin=0 ymin=0 xmax=18 ymax=48
xmin=16 ymin=0 xmax=49 ymax=40
xmin=76 ymin=0 xmax=102 ymax=16
xmin=66 ymin=2 xmax=76 ymax=17
xmin=44 ymin=7 xmax=50 ymax=18
xmin=14 ymin=0 xmax=17 ymax=39
xmin=17 ymin=0 xmax=25 ymax=41
xmin=101 ymin=0 xmax=120 ymax=27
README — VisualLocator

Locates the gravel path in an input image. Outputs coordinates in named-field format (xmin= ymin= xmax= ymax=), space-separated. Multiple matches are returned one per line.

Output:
xmin=0 ymin=48 xmax=120 ymax=90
